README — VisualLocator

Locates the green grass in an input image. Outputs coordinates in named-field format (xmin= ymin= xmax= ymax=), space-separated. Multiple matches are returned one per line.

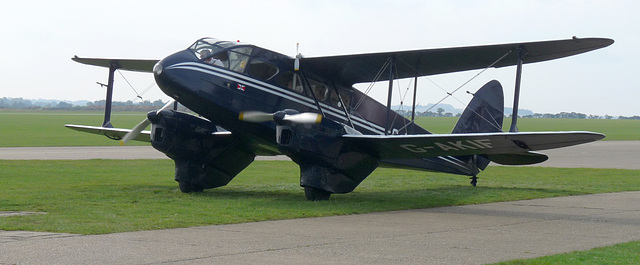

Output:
xmin=493 ymin=241 xmax=640 ymax=264
xmin=414 ymin=117 xmax=640 ymax=140
xmin=1 ymin=160 xmax=639 ymax=235
xmin=0 ymin=110 xmax=150 ymax=146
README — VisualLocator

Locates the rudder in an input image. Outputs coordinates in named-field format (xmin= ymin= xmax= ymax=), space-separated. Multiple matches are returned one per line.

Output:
xmin=452 ymin=80 xmax=504 ymax=173
xmin=452 ymin=80 xmax=504 ymax=134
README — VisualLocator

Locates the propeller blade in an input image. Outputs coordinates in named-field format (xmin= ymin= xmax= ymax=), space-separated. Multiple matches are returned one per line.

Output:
xmin=239 ymin=111 xmax=274 ymax=122
xmin=158 ymin=99 xmax=176 ymax=114
xmin=120 ymin=99 xmax=175 ymax=145
xmin=283 ymin=112 xmax=322 ymax=124
xmin=294 ymin=43 xmax=300 ymax=71
xmin=240 ymin=110 xmax=322 ymax=124
xmin=120 ymin=118 xmax=150 ymax=145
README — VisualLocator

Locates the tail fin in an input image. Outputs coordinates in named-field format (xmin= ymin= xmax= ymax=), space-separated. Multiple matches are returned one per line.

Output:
xmin=451 ymin=80 xmax=505 ymax=173
xmin=452 ymin=80 xmax=504 ymax=134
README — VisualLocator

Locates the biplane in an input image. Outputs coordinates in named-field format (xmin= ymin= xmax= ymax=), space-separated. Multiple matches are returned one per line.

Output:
xmin=67 ymin=36 xmax=613 ymax=200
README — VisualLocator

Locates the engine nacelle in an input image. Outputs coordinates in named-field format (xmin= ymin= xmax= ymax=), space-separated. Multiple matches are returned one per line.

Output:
xmin=276 ymin=117 xmax=378 ymax=196
xmin=148 ymin=110 xmax=254 ymax=192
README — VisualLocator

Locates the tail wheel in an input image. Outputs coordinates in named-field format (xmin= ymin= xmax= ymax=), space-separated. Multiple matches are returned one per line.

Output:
xmin=304 ymin=186 xmax=331 ymax=201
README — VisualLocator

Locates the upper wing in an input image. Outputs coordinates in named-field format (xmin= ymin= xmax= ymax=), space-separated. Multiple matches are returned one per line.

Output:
xmin=301 ymin=37 xmax=613 ymax=86
xmin=65 ymin=124 xmax=151 ymax=142
xmin=72 ymin=56 xmax=159 ymax=73
xmin=343 ymin=131 xmax=605 ymax=160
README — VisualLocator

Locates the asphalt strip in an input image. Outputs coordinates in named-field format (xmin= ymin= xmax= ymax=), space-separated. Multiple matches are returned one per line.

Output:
xmin=1 ymin=191 xmax=640 ymax=264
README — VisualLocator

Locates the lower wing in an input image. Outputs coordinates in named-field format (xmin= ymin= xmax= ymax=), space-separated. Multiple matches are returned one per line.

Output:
xmin=65 ymin=124 xmax=150 ymax=142
xmin=343 ymin=131 xmax=604 ymax=160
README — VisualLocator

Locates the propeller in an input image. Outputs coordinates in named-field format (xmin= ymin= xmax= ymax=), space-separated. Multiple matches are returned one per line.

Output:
xmin=294 ymin=43 xmax=301 ymax=71
xmin=239 ymin=110 xmax=322 ymax=124
xmin=292 ymin=43 xmax=302 ymax=91
xmin=120 ymin=99 xmax=175 ymax=145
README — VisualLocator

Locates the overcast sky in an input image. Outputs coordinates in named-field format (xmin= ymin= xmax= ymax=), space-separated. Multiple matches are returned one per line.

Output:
xmin=1 ymin=0 xmax=638 ymax=116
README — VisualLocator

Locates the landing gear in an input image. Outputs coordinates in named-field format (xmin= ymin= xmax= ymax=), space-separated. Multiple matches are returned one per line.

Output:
xmin=470 ymin=175 xmax=478 ymax=187
xmin=304 ymin=186 xmax=331 ymax=201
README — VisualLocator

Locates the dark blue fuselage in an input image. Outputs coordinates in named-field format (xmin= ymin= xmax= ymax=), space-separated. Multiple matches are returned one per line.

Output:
xmin=153 ymin=39 xmax=427 ymax=156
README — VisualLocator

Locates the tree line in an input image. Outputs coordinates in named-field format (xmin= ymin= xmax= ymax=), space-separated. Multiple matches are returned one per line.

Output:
xmin=0 ymin=97 xmax=168 ymax=111
xmin=394 ymin=107 xmax=640 ymax=120
xmin=2 ymin=97 xmax=639 ymax=120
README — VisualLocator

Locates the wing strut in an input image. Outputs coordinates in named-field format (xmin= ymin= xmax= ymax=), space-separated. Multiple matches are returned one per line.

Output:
xmin=410 ymin=75 xmax=418 ymax=131
xmin=102 ymin=61 xmax=118 ymax=128
xmin=385 ymin=56 xmax=396 ymax=135
xmin=509 ymin=47 xmax=526 ymax=132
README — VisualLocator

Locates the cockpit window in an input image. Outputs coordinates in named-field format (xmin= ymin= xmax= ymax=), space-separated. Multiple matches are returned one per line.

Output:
xmin=228 ymin=47 xmax=253 ymax=73
xmin=189 ymin=39 xmax=253 ymax=72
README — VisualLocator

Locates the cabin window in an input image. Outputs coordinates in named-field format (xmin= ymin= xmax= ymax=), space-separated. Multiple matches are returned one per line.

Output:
xmin=329 ymin=89 xmax=351 ymax=109
xmin=308 ymin=79 xmax=329 ymax=101
xmin=276 ymin=72 xmax=304 ymax=94
xmin=247 ymin=59 xmax=279 ymax=81
xmin=329 ymin=90 xmax=340 ymax=106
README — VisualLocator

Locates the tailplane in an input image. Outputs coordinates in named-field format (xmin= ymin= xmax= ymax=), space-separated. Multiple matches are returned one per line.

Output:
xmin=452 ymin=80 xmax=552 ymax=167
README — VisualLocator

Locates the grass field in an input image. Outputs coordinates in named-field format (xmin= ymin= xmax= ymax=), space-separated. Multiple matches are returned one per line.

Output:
xmin=2 ymin=110 xmax=640 ymax=263
xmin=494 ymin=241 xmax=640 ymax=264
xmin=414 ymin=116 xmax=640 ymax=140
xmin=1 ymin=159 xmax=640 ymax=235
xmin=0 ymin=110 xmax=150 ymax=146
xmin=1 ymin=110 xmax=638 ymax=147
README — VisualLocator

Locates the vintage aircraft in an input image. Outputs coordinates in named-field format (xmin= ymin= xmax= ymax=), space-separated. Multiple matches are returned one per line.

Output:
xmin=67 ymin=36 xmax=613 ymax=200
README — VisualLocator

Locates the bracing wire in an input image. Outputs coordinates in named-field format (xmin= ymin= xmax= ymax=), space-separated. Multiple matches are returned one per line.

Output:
xmin=353 ymin=58 xmax=391 ymax=111
xmin=353 ymin=49 xmax=512 ymax=134
xmin=424 ymin=50 xmax=512 ymax=114
xmin=117 ymin=70 xmax=144 ymax=101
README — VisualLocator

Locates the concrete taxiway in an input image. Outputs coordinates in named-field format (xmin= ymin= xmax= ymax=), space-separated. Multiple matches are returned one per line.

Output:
xmin=2 ymin=141 xmax=640 ymax=169
xmin=1 ymin=191 xmax=639 ymax=264
xmin=1 ymin=141 xmax=639 ymax=264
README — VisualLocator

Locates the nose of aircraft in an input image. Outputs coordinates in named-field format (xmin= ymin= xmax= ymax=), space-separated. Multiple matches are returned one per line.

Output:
xmin=153 ymin=50 xmax=200 ymax=101
xmin=153 ymin=61 xmax=163 ymax=76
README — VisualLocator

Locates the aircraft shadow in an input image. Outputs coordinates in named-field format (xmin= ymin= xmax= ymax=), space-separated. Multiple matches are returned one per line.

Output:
xmin=184 ymin=185 xmax=578 ymax=207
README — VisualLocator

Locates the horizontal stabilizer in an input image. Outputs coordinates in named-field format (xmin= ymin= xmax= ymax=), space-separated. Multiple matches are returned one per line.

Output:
xmin=344 ymin=131 xmax=604 ymax=160
xmin=65 ymin=124 xmax=150 ymax=142
xmin=485 ymin=151 xmax=548 ymax=165
xmin=72 ymin=56 xmax=159 ymax=73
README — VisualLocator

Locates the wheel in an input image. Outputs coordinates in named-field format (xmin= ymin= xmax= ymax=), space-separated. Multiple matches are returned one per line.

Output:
xmin=178 ymin=181 xmax=205 ymax=193
xmin=304 ymin=186 xmax=331 ymax=201
xmin=470 ymin=176 xmax=478 ymax=187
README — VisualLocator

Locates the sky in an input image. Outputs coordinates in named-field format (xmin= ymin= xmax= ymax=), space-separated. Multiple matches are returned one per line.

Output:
xmin=1 ymin=0 xmax=638 ymax=116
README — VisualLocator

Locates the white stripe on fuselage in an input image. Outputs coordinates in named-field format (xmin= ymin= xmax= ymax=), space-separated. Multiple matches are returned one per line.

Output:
xmin=166 ymin=62 xmax=467 ymax=170
xmin=166 ymin=62 xmax=386 ymax=134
